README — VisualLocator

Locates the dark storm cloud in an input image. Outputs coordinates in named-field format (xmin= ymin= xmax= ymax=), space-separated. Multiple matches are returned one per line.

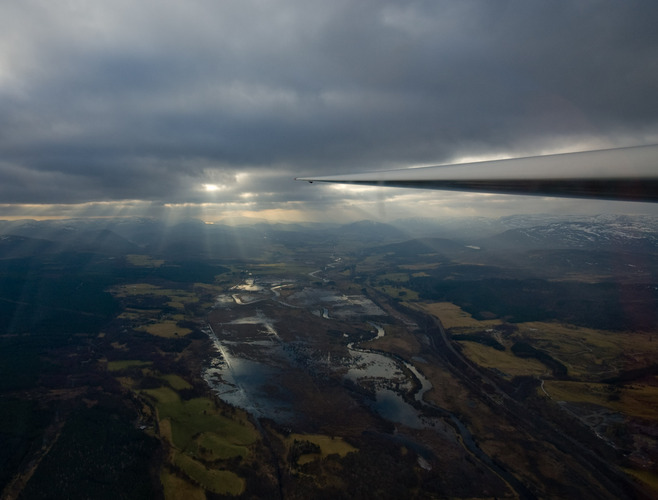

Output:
xmin=1 ymin=0 xmax=657 ymax=212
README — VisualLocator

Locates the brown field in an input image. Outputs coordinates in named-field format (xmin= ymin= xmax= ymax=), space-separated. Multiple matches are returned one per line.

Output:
xmin=457 ymin=341 xmax=547 ymax=378
xmin=160 ymin=374 xmax=193 ymax=391
xmin=159 ymin=418 xmax=174 ymax=444
xmin=375 ymin=284 xmax=420 ymax=300
xmin=190 ymin=431 xmax=250 ymax=461
xmin=623 ymin=468 xmax=658 ymax=496
xmin=107 ymin=360 xmax=152 ymax=371
xmin=140 ymin=381 xmax=258 ymax=497
xmin=515 ymin=322 xmax=658 ymax=380
xmin=160 ymin=470 xmax=206 ymax=500
xmin=192 ymin=282 xmax=226 ymax=293
xmin=398 ymin=263 xmax=441 ymax=271
xmin=288 ymin=433 xmax=358 ymax=465
xmin=111 ymin=283 xmax=162 ymax=296
xmin=114 ymin=376 xmax=135 ymax=388
xmin=544 ymin=378 xmax=658 ymax=422
xmin=419 ymin=358 xmax=477 ymax=414
xmin=415 ymin=302 xmax=658 ymax=384
xmin=172 ymin=452 xmax=245 ymax=496
xmin=110 ymin=284 xmax=198 ymax=306
xmin=126 ymin=254 xmax=165 ymax=267
xmin=362 ymin=324 xmax=422 ymax=359
xmin=138 ymin=320 xmax=193 ymax=338
xmin=378 ymin=272 xmax=410 ymax=282
xmin=251 ymin=262 xmax=314 ymax=275
xmin=419 ymin=302 xmax=501 ymax=329
xmin=116 ymin=310 xmax=142 ymax=320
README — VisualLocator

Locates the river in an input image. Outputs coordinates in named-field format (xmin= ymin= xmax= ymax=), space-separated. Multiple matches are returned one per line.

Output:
xmin=203 ymin=274 xmax=532 ymax=496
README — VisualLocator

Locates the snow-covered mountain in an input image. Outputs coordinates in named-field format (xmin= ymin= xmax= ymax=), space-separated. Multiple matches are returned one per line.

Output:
xmin=480 ymin=215 xmax=658 ymax=252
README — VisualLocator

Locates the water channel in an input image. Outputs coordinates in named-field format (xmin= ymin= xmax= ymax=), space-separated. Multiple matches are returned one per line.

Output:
xmin=207 ymin=278 xmax=452 ymax=430
xmin=204 ymin=258 xmax=545 ymax=495
xmin=203 ymin=275 xmax=530 ymax=496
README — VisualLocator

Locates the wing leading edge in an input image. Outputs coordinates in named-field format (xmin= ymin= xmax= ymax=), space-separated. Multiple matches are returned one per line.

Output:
xmin=296 ymin=144 xmax=658 ymax=202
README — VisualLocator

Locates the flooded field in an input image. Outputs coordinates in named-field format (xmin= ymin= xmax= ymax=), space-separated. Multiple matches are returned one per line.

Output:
xmin=204 ymin=275 xmax=436 ymax=431
xmin=199 ymin=268 xmax=638 ymax=499
xmin=203 ymin=324 xmax=295 ymax=421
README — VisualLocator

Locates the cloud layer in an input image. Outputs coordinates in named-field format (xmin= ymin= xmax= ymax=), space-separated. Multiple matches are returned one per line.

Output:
xmin=1 ymin=1 xmax=657 ymax=219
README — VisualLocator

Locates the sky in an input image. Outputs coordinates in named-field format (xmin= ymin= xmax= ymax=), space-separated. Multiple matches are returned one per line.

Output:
xmin=1 ymin=0 xmax=658 ymax=223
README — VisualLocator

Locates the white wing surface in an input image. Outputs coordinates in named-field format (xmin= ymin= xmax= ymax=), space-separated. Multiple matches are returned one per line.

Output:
xmin=296 ymin=144 xmax=658 ymax=202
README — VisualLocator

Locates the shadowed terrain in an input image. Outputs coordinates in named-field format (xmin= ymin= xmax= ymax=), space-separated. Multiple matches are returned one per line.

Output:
xmin=0 ymin=215 xmax=656 ymax=499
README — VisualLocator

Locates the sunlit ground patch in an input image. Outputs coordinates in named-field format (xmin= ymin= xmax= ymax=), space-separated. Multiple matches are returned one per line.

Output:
xmin=138 ymin=320 xmax=192 ymax=337
xmin=116 ymin=310 xmax=142 ymax=320
xmin=287 ymin=433 xmax=358 ymax=465
xmin=172 ymin=452 xmax=245 ymax=496
xmin=419 ymin=302 xmax=501 ymax=329
xmin=161 ymin=470 xmax=206 ymax=500
xmin=144 ymin=392 xmax=259 ymax=451
xmin=106 ymin=359 xmax=152 ymax=371
xmin=362 ymin=324 xmax=422 ymax=359
xmin=160 ymin=374 xmax=193 ymax=391
xmin=143 ymin=386 xmax=181 ymax=405
xmin=457 ymin=342 xmax=547 ymax=378
xmin=125 ymin=254 xmax=165 ymax=267
xmin=188 ymin=431 xmax=250 ymax=461
xmin=110 ymin=283 xmax=198 ymax=304
xmin=375 ymin=284 xmax=419 ymax=300
xmin=516 ymin=322 xmax=658 ymax=380
xmin=143 ymin=386 xmax=258 ymax=494
xmin=622 ymin=468 xmax=658 ymax=497
xmin=543 ymin=379 xmax=658 ymax=422
xmin=110 ymin=283 xmax=162 ymax=296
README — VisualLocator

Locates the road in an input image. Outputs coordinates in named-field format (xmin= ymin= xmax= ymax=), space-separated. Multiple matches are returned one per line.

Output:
xmin=377 ymin=291 xmax=647 ymax=500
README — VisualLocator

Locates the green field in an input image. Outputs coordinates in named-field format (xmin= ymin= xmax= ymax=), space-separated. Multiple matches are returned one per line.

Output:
xmin=143 ymin=389 xmax=258 ymax=454
xmin=172 ymin=452 xmax=245 ymax=495
xmin=375 ymin=284 xmax=420 ymax=300
xmin=126 ymin=254 xmax=165 ymax=267
xmin=107 ymin=359 xmax=152 ymax=371
xmin=161 ymin=470 xmax=205 ymax=500
xmin=419 ymin=301 xmax=500 ymax=329
xmin=288 ymin=433 xmax=357 ymax=465
xmin=141 ymin=382 xmax=259 ymax=496
xmin=111 ymin=283 xmax=198 ymax=307
xmin=189 ymin=431 xmax=250 ymax=460
xmin=137 ymin=320 xmax=193 ymax=338
xmin=458 ymin=341 xmax=547 ymax=378
xmin=161 ymin=374 xmax=193 ymax=391
xmin=544 ymin=379 xmax=658 ymax=422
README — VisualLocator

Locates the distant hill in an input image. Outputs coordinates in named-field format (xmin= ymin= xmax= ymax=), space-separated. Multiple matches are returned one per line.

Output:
xmin=1 ymin=214 xmax=656 ymax=259
xmin=142 ymin=220 xmax=267 ymax=259
xmin=391 ymin=216 xmax=507 ymax=240
xmin=370 ymin=237 xmax=467 ymax=258
xmin=0 ymin=235 xmax=57 ymax=259
xmin=333 ymin=220 xmax=408 ymax=243
xmin=64 ymin=229 xmax=141 ymax=255
xmin=477 ymin=217 xmax=658 ymax=253
xmin=0 ymin=225 xmax=140 ymax=256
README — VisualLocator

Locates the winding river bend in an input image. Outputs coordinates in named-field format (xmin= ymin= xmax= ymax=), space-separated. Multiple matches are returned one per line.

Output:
xmin=204 ymin=275 xmax=531 ymax=498
xmin=345 ymin=319 xmax=532 ymax=498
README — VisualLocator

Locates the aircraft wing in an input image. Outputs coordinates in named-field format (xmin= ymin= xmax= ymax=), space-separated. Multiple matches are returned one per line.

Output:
xmin=296 ymin=144 xmax=658 ymax=202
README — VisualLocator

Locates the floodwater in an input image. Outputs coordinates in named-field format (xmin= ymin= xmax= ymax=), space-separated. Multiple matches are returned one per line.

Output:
xmin=205 ymin=275 xmax=435 ymax=429
xmin=227 ymin=311 xmax=279 ymax=340
xmin=373 ymin=389 xmax=426 ymax=428
xmin=203 ymin=274 xmax=526 ymax=495
xmin=203 ymin=325 xmax=294 ymax=421
xmin=346 ymin=332 xmax=435 ymax=429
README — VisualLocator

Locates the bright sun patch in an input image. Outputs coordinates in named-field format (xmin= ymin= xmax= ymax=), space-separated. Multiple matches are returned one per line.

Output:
xmin=203 ymin=184 xmax=220 ymax=192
